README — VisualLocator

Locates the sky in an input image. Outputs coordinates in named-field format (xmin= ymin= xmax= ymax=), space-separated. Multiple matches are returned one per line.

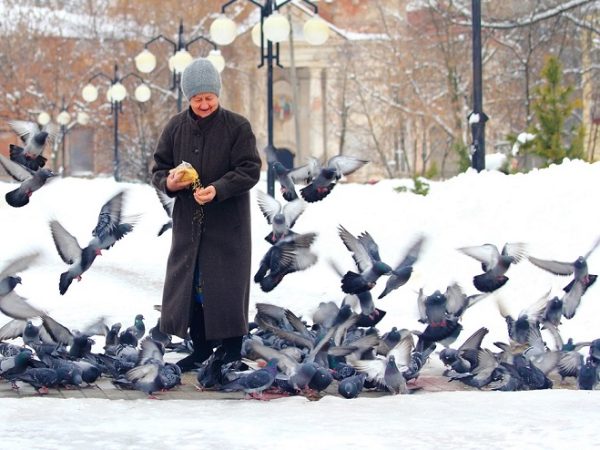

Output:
xmin=0 ymin=159 xmax=599 ymax=449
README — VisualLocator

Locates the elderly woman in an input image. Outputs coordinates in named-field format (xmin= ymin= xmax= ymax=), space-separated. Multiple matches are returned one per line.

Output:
xmin=152 ymin=58 xmax=261 ymax=372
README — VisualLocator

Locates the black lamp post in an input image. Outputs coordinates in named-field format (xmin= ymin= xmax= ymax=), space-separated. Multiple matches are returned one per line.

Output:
xmin=470 ymin=0 xmax=487 ymax=172
xmin=135 ymin=20 xmax=225 ymax=113
xmin=210 ymin=0 xmax=329 ymax=197
xmin=82 ymin=64 xmax=150 ymax=181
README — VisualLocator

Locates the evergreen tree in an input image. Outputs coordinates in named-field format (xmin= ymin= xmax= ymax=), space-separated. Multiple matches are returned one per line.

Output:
xmin=529 ymin=56 xmax=585 ymax=165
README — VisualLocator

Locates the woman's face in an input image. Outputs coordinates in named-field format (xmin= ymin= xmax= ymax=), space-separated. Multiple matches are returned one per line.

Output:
xmin=189 ymin=92 xmax=219 ymax=118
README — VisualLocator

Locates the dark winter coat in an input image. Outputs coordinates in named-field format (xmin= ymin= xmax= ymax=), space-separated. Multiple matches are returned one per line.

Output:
xmin=152 ymin=107 xmax=261 ymax=339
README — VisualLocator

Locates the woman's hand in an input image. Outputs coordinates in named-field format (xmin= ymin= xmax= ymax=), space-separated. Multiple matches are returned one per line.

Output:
xmin=194 ymin=185 xmax=216 ymax=205
xmin=166 ymin=170 xmax=193 ymax=192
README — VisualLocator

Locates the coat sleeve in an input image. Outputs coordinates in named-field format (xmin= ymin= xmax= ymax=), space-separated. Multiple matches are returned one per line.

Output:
xmin=211 ymin=120 xmax=261 ymax=202
xmin=151 ymin=119 xmax=177 ymax=197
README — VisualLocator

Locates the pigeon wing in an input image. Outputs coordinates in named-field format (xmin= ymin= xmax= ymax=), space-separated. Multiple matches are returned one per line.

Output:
xmin=458 ymin=244 xmax=499 ymax=267
xmin=93 ymin=190 xmax=125 ymax=239
xmin=387 ymin=333 xmax=414 ymax=369
xmin=394 ymin=235 xmax=426 ymax=270
xmin=338 ymin=225 xmax=373 ymax=272
xmin=282 ymin=198 xmax=306 ymax=229
xmin=0 ymin=154 xmax=33 ymax=182
xmin=0 ymin=251 xmax=40 ymax=280
xmin=501 ymin=242 xmax=528 ymax=263
xmin=0 ymin=291 xmax=44 ymax=320
xmin=288 ymin=157 xmax=321 ymax=184
xmin=527 ymin=256 xmax=574 ymax=276
xmin=49 ymin=220 xmax=82 ymax=264
xmin=327 ymin=155 xmax=369 ymax=178
xmin=350 ymin=357 xmax=386 ymax=383
xmin=256 ymin=189 xmax=282 ymax=224
xmin=0 ymin=319 xmax=26 ymax=341
xmin=155 ymin=188 xmax=174 ymax=218
xmin=7 ymin=120 xmax=38 ymax=141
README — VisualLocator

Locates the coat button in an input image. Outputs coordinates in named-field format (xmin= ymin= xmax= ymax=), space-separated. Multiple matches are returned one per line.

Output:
xmin=193 ymin=148 xmax=200 ymax=154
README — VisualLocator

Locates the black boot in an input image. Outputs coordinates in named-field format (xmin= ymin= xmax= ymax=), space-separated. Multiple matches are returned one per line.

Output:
xmin=220 ymin=336 xmax=243 ymax=365
xmin=176 ymin=303 xmax=213 ymax=372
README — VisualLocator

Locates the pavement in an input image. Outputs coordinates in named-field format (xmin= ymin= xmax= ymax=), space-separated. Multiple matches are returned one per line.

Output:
xmin=0 ymin=357 xmax=580 ymax=400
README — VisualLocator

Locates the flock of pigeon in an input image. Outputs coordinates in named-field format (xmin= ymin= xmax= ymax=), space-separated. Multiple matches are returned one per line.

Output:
xmin=0 ymin=118 xmax=598 ymax=400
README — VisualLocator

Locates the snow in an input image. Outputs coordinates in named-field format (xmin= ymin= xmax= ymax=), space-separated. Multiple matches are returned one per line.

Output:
xmin=0 ymin=159 xmax=599 ymax=448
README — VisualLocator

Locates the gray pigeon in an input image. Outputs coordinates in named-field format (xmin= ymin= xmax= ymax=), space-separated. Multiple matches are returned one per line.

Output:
xmin=0 ymin=154 xmax=55 ymax=207
xmin=126 ymin=338 xmax=167 ymax=396
xmin=338 ymin=225 xmax=392 ymax=294
xmin=378 ymin=235 xmax=426 ymax=299
xmin=254 ymin=232 xmax=318 ymax=292
xmin=527 ymin=237 xmax=600 ymax=319
xmin=222 ymin=358 xmax=280 ymax=398
xmin=458 ymin=242 xmax=527 ymax=292
xmin=50 ymin=190 xmax=135 ymax=295
xmin=8 ymin=120 xmax=57 ymax=158
xmin=338 ymin=372 xmax=366 ymax=399
xmin=291 ymin=155 xmax=368 ymax=203
xmin=256 ymin=189 xmax=306 ymax=244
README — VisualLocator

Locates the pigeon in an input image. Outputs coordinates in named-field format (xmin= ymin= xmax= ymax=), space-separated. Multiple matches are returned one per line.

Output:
xmin=254 ymin=232 xmax=318 ymax=292
xmin=49 ymin=220 xmax=101 ymax=295
xmin=49 ymin=191 xmax=135 ymax=295
xmin=125 ymin=314 xmax=146 ymax=341
xmin=256 ymin=190 xmax=306 ymax=244
xmin=577 ymin=357 xmax=599 ymax=390
xmin=497 ymin=291 xmax=550 ymax=345
xmin=9 ymin=367 xmax=61 ymax=394
xmin=337 ymin=225 xmax=392 ymax=294
xmin=458 ymin=242 xmax=527 ymax=292
xmin=7 ymin=119 xmax=58 ymax=170
xmin=338 ymin=372 xmax=366 ymax=399
xmin=221 ymin=358 xmax=280 ymax=398
xmin=154 ymin=188 xmax=174 ymax=236
xmin=290 ymin=155 xmax=368 ymax=202
xmin=0 ymin=154 xmax=55 ymax=207
xmin=527 ymin=237 xmax=600 ymax=319
xmin=0 ymin=348 xmax=34 ymax=379
xmin=349 ymin=333 xmax=413 ymax=394
xmin=125 ymin=338 xmax=167 ymax=396
xmin=272 ymin=161 xmax=299 ymax=201
xmin=378 ymin=235 xmax=426 ymax=299
xmin=439 ymin=327 xmax=489 ymax=375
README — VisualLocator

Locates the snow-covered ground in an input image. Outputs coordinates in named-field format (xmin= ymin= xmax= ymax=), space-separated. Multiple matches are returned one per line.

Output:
xmin=0 ymin=159 xmax=598 ymax=449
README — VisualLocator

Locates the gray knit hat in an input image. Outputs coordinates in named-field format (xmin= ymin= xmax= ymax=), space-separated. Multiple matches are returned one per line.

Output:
xmin=181 ymin=58 xmax=221 ymax=100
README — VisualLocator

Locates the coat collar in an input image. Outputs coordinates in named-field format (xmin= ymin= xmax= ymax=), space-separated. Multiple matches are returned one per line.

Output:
xmin=184 ymin=106 xmax=224 ymax=130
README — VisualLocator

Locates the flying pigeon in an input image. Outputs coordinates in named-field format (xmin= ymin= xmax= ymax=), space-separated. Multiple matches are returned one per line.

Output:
xmin=378 ymin=235 xmax=426 ymax=299
xmin=0 ymin=154 xmax=55 ymax=207
xmin=527 ymin=237 xmax=600 ymax=319
xmin=289 ymin=155 xmax=368 ymax=203
xmin=458 ymin=242 xmax=527 ymax=292
xmin=337 ymin=225 xmax=392 ymax=294
xmin=49 ymin=190 xmax=135 ymax=295
xmin=256 ymin=189 xmax=306 ymax=244
xmin=254 ymin=232 xmax=318 ymax=292
xmin=7 ymin=119 xmax=58 ymax=170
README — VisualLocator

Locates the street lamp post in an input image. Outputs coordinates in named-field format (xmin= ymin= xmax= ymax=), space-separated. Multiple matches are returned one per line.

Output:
xmin=81 ymin=64 xmax=151 ymax=181
xmin=470 ymin=0 xmax=487 ymax=172
xmin=134 ymin=19 xmax=225 ymax=112
xmin=210 ymin=1 xmax=329 ymax=196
